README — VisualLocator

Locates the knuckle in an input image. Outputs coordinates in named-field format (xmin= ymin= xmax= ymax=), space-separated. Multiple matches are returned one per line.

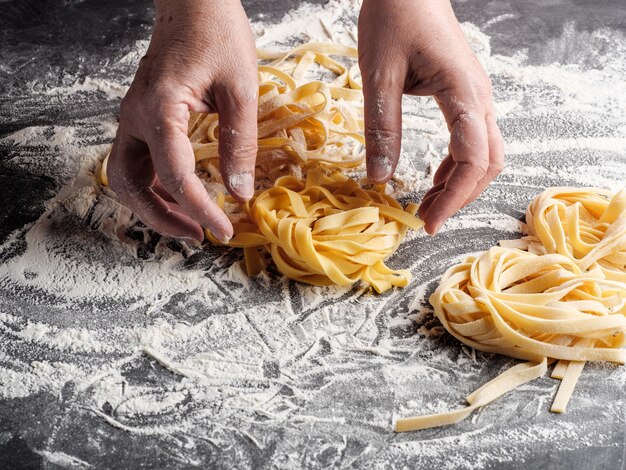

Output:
xmin=450 ymin=78 xmax=493 ymax=113
xmin=202 ymin=193 xmax=218 ymax=215
xmin=451 ymin=111 xmax=481 ymax=135
xmin=138 ymin=87 xmax=187 ymax=122
xmin=158 ymin=171 xmax=188 ymax=191
xmin=232 ymin=83 xmax=258 ymax=105
xmin=364 ymin=67 xmax=401 ymax=89
xmin=147 ymin=80 xmax=178 ymax=103
xmin=459 ymin=159 xmax=489 ymax=177
xmin=145 ymin=108 xmax=187 ymax=139
xmin=140 ymin=96 xmax=168 ymax=118
xmin=490 ymin=160 xmax=505 ymax=176
xmin=218 ymin=82 xmax=258 ymax=109
xmin=220 ymin=141 xmax=258 ymax=163
xmin=364 ymin=127 xmax=400 ymax=144
xmin=473 ymin=75 xmax=492 ymax=96
xmin=465 ymin=56 xmax=492 ymax=93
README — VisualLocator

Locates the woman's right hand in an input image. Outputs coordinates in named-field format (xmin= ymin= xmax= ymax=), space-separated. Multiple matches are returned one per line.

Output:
xmin=107 ymin=0 xmax=258 ymax=243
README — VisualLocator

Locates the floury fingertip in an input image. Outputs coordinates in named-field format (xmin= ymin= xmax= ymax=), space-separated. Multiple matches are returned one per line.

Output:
xmin=228 ymin=171 xmax=255 ymax=201
xmin=367 ymin=155 xmax=393 ymax=182
xmin=427 ymin=220 xmax=445 ymax=236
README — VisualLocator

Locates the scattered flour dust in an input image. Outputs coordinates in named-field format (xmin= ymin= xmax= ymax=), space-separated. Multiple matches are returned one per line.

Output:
xmin=0 ymin=1 xmax=625 ymax=468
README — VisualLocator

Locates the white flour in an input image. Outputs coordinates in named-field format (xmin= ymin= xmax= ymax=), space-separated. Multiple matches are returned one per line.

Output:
xmin=1 ymin=1 xmax=625 ymax=468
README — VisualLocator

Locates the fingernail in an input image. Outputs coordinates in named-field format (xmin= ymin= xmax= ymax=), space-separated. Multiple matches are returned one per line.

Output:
xmin=430 ymin=220 xmax=445 ymax=235
xmin=204 ymin=229 xmax=231 ymax=245
xmin=206 ymin=227 xmax=232 ymax=245
xmin=228 ymin=171 xmax=254 ymax=200
xmin=368 ymin=155 xmax=392 ymax=182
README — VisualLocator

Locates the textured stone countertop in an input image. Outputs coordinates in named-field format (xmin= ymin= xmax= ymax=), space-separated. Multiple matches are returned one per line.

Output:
xmin=0 ymin=1 xmax=625 ymax=469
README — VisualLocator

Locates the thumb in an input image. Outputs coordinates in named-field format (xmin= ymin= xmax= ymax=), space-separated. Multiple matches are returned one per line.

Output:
xmin=361 ymin=69 xmax=405 ymax=184
xmin=216 ymin=83 xmax=259 ymax=202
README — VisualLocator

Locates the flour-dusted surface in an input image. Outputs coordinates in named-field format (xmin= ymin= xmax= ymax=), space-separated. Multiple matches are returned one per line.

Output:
xmin=1 ymin=1 xmax=625 ymax=469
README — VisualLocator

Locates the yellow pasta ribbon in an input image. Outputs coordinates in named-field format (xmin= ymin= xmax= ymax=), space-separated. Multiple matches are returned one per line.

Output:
xmin=504 ymin=187 xmax=626 ymax=283
xmin=190 ymin=42 xmax=365 ymax=182
xmin=205 ymin=169 xmax=423 ymax=293
xmin=396 ymin=187 xmax=626 ymax=432
xmin=430 ymin=248 xmax=626 ymax=362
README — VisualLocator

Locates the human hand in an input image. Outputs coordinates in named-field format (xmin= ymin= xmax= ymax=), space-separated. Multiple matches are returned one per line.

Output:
xmin=358 ymin=0 xmax=504 ymax=235
xmin=107 ymin=0 xmax=258 ymax=243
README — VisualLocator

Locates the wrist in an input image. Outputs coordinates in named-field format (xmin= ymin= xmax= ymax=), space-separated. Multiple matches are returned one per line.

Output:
xmin=152 ymin=0 xmax=245 ymax=42
xmin=155 ymin=0 xmax=241 ymax=15
xmin=361 ymin=0 xmax=454 ymax=16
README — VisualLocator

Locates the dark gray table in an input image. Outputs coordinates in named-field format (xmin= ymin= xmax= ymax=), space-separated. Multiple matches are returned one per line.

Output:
xmin=1 ymin=1 xmax=625 ymax=468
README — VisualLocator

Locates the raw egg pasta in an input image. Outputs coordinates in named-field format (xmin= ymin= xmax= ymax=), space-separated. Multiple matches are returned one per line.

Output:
xmin=396 ymin=188 xmax=626 ymax=432
xmin=205 ymin=170 xmax=423 ymax=294
xmin=190 ymin=42 xmax=365 ymax=183
xmin=502 ymin=188 xmax=626 ymax=282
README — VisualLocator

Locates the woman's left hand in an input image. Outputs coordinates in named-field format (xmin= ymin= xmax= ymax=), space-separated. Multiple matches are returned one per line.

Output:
xmin=358 ymin=0 xmax=504 ymax=234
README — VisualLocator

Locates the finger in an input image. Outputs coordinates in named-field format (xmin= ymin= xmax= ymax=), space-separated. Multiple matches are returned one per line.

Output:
xmin=152 ymin=178 xmax=178 ymax=204
xmin=422 ymin=111 xmax=490 ymax=234
xmin=425 ymin=115 xmax=503 ymax=218
xmin=129 ymin=188 xmax=206 ymax=241
xmin=460 ymin=113 xmax=505 ymax=204
xmin=418 ymin=180 xmax=445 ymax=220
xmin=107 ymin=135 xmax=204 ymax=241
xmin=149 ymin=181 xmax=203 ymax=230
xmin=107 ymin=134 xmax=154 ymax=196
xmin=432 ymin=154 xmax=455 ymax=186
xmin=148 ymin=115 xmax=233 ymax=242
xmin=422 ymin=165 xmax=484 ymax=235
xmin=361 ymin=65 xmax=405 ymax=184
xmin=215 ymin=82 xmax=259 ymax=202
xmin=419 ymin=153 xmax=453 ymax=220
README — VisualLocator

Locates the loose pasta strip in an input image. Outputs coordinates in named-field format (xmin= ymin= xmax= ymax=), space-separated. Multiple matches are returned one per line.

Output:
xmin=396 ymin=359 xmax=549 ymax=431
xmin=205 ymin=169 xmax=424 ymax=293
xmin=395 ymin=246 xmax=626 ymax=432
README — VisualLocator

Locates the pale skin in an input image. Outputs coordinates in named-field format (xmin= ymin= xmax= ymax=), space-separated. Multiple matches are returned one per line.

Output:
xmin=107 ymin=0 xmax=504 ymax=242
